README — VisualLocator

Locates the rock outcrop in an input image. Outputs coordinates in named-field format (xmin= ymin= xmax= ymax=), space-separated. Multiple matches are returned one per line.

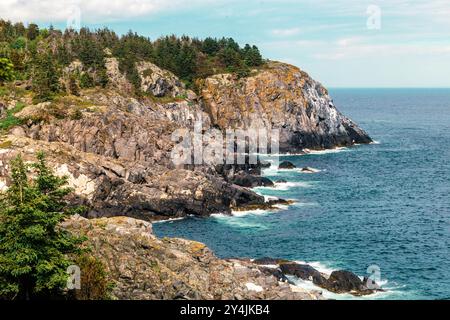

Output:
xmin=0 ymin=59 xmax=372 ymax=221
xmin=61 ymin=215 xmax=323 ymax=300
xmin=253 ymin=259 xmax=383 ymax=296
xmin=201 ymin=62 xmax=372 ymax=152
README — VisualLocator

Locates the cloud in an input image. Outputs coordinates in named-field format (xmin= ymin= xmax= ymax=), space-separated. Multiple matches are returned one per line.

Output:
xmin=271 ymin=27 xmax=301 ymax=37
xmin=0 ymin=0 xmax=218 ymax=23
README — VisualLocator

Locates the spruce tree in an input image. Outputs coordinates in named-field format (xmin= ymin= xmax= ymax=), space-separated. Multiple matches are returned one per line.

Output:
xmin=0 ymin=57 xmax=15 ymax=84
xmin=32 ymin=53 xmax=59 ymax=102
xmin=0 ymin=152 xmax=84 ymax=300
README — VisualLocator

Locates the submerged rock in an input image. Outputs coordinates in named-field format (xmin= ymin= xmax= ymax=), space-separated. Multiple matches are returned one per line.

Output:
xmin=300 ymin=166 xmax=320 ymax=173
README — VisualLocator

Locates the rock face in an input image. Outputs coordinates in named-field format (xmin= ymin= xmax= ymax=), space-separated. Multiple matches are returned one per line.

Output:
xmin=0 ymin=59 xmax=372 ymax=221
xmin=201 ymin=62 xmax=372 ymax=152
xmin=61 ymin=215 xmax=323 ymax=300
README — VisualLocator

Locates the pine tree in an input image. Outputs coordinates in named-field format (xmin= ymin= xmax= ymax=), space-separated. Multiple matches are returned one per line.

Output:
xmin=0 ymin=57 xmax=15 ymax=84
xmin=26 ymin=23 xmax=39 ymax=41
xmin=32 ymin=53 xmax=59 ymax=102
xmin=0 ymin=152 xmax=84 ymax=300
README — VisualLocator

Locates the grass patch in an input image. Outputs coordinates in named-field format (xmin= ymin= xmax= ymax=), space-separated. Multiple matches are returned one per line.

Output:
xmin=0 ymin=86 xmax=9 ymax=97
xmin=0 ymin=102 xmax=26 ymax=132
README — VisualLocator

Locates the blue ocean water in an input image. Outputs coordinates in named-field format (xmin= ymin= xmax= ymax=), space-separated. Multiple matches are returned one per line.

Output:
xmin=154 ymin=88 xmax=450 ymax=300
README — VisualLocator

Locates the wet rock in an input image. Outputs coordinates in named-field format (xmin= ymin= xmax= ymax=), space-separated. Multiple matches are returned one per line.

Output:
xmin=279 ymin=161 xmax=296 ymax=169
xmin=324 ymin=270 xmax=374 ymax=295
xmin=300 ymin=166 xmax=319 ymax=173
xmin=229 ymin=173 xmax=274 ymax=188
xmin=279 ymin=263 xmax=328 ymax=287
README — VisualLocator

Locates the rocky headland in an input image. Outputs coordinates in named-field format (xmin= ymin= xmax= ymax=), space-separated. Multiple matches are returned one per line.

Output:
xmin=1 ymin=55 xmax=373 ymax=299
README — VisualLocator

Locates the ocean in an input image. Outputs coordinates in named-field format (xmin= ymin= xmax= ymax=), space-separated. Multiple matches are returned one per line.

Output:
xmin=154 ymin=88 xmax=450 ymax=300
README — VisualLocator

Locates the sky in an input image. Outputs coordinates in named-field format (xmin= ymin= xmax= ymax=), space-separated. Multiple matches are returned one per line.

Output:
xmin=1 ymin=0 xmax=450 ymax=88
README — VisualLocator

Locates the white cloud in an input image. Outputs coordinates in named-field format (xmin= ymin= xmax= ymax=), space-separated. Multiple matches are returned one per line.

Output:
xmin=271 ymin=27 xmax=301 ymax=37
xmin=0 ymin=0 xmax=218 ymax=23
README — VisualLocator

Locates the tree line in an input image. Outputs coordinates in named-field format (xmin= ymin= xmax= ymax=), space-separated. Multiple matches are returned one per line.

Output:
xmin=0 ymin=20 xmax=265 ymax=100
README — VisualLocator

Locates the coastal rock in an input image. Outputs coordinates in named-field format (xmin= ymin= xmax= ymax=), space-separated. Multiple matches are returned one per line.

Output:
xmin=200 ymin=62 xmax=372 ymax=153
xmin=324 ymin=270 xmax=374 ymax=295
xmin=2 ymin=59 xmax=372 ymax=221
xmin=279 ymin=263 xmax=328 ymax=287
xmin=229 ymin=173 xmax=274 ymax=188
xmin=253 ymin=260 xmax=382 ymax=297
xmin=300 ymin=166 xmax=319 ymax=173
xmin=61 ymin=215 xmax=323 ymax=300
xmin=279 ymin=161 xmax=296 ymax=169
xmin=136 ymin=61 xmax=186 ymax=98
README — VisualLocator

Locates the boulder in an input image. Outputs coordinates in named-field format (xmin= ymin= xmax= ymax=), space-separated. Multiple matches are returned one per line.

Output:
xmin=230 ymin=173 xmax=274 ymax=188
xmin=279 ymin=161 xmax=296 ymax=169
xmin=279 ymin=263 xmax=328 ymax=287
xmin=324 ymin=270 xmax=373 ymax=295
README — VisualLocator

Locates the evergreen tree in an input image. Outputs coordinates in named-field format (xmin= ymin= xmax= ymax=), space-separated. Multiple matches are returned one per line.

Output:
xmin=26 ymin=23 xmax=39 ymax=41
xmin=32 ymin=53 xmax=59 ymax=102
xmin=0 ymin=153 xmax=84 ymax=300
xmin=0 ymin=57 xmax=15 ymax=84
xmin=244 ymin=45 xmax=263 ymax=67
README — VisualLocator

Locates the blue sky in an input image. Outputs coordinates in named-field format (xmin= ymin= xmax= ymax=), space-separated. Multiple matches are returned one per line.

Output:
xmin=2 ymin=0 xmax=450 ymax=87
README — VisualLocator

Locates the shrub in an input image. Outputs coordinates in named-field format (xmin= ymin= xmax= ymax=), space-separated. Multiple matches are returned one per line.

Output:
xmin=71 ymin=254 xmax=112 ymax=300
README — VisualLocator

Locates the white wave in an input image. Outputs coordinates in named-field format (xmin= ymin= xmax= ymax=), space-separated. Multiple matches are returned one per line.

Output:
xmin=263 ymin=195 xmax=279 ymax=202
xmin=293 ymin=260 xmax=336 ymax=276
xmin=370 ymin=140 xmax=381 ymax=145
xmin=211 ymin=214 xmax=270 ymax=230
xmin=254 ymin=181 xmax=312 ymax=191
xmin=152 ymin=216 xmax=187 ymax=224
xmin=286 ymin=260 xmax=396 ymax=300
xmin=231 ymin=209 xmax=274 ymax=217
xmin=303 ymin=147 xmax=348 ymax=155
xmin=292 ymin=201 xmax=320 ymax=208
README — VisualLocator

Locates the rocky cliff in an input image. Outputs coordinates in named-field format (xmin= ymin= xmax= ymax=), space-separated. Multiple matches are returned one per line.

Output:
xmin=61 ymin=215 xmax=323 ymax=300
xmin=0 ymin=59 xmax=371 ymax=221
xmin=201 ymin=62 xmax=371 ymax=152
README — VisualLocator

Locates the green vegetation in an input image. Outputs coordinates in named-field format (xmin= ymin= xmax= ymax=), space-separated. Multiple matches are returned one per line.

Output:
xmin=0 ymin=152 xmax=85 ymax=299
xmin=0 ymin=19 xmax=265 ymax=97
xmin=0 ymin=101 xmax=26 ymax=132
xmin=0 ymin=58 xmax=15 ymax=84
xmin=70 ymin=254 xmax=112 ymax=300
